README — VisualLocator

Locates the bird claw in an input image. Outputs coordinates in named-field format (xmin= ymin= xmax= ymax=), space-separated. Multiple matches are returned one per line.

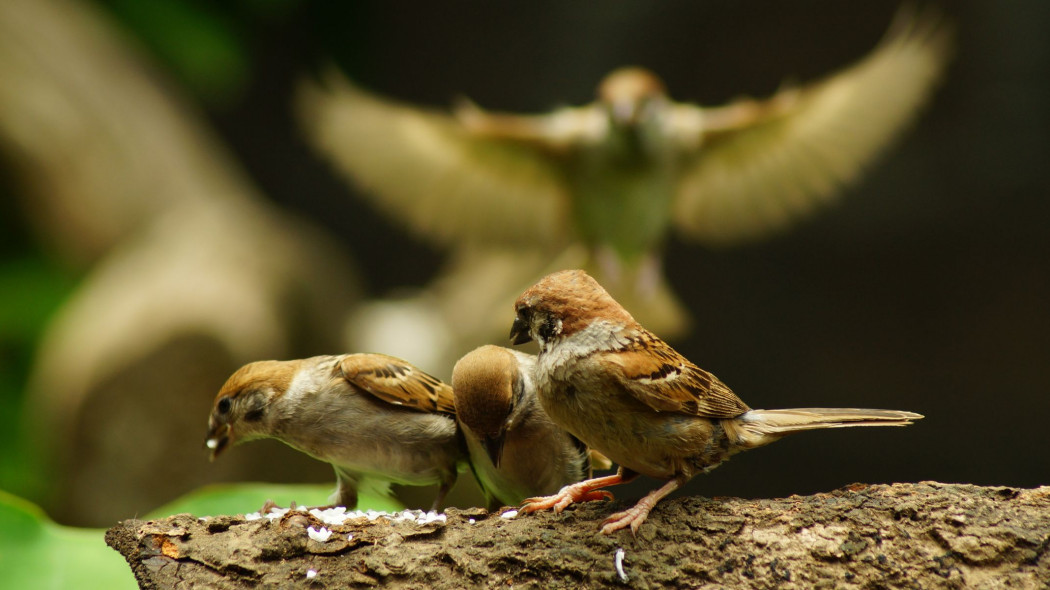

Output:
xmin=521 ymin=484 xmax=614 ymax=514
xmin=599 ymin=505 xmax=650 ymax=535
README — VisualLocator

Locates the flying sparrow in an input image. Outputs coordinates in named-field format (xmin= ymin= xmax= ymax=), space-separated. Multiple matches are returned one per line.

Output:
xmin=297 ymin=7 xmax=951 ymax=330
xmin=509 ymin=269 xmax=923 ymax=534
xmin=451 ymin=345 xmax=609 ymax=510
xmin=205 ymin=353 xmax=465 ymax=510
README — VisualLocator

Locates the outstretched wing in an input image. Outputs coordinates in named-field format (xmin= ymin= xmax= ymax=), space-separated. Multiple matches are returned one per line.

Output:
xmin=597 ymin=331 xmax=751 ymax=418
xmin=339 ymin=353 xmax=456 ymax=414
xmin=673 ymin=7 xmax=953 ymax=244
xmin=296 ymin=68 xmax=571 ymax=247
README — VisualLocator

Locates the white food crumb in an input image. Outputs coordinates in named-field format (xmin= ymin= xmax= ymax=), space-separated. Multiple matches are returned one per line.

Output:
xmin=307 ymin=526 xmax=332 ymax=542
xmin=615 ymin=547 xmax=628 ymax=583
xmin=306 ymin=569 xmax=317 ymax=579
xmin=245 ymin=507 xmax=449 ymax=528
xmin=265 ymin=507 xmax=290 ymax=522
xmin=468 ymin=518 xmax=476 ymax=524
xmin=309 ymin=506 xmax=350 ymax=526
xmin=500 ymin=510 xmax=519 ymax=519
xmin=347 ymin=533 xmax=354 ymax=541
xmin=205 ymin=438 xmax=219 ymax=449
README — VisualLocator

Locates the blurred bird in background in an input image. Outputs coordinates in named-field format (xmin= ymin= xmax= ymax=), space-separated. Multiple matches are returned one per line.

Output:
xmin=297 ymin=6 xmax=952 ymax=372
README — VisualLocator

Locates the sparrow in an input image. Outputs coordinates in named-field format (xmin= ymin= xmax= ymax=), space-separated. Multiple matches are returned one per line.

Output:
xmin=205 ymin=353 xmax=465 ymax=511
xmin=451 ymin=345 xmax=608 ymax=510
xmin=297 ymin=7 xmax=952 ymax=330
xmin=509 ymin=269 xmax=923 ymax=535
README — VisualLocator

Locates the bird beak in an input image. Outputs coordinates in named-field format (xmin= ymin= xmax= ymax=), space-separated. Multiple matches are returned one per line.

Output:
xmin=510 ymin=316 xmax=532 ymax=345
xmin=205 ymin=423 xmax=230 ymax=461
xmin=483 ymin=434 xmax=506 ymax=468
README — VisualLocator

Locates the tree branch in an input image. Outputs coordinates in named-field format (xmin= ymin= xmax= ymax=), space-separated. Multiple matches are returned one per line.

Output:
xmin=106 ymin=482 xmax=1050 ymax=588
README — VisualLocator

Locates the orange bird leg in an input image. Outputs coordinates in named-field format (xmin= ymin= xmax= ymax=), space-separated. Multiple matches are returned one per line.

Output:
xmin=600 ymin=476 xmax=683 ymax=535
xmin=521 ymin=467 xmax=638 ymax=514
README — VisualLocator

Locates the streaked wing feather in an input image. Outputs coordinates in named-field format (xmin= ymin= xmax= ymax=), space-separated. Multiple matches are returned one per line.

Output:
xmin=599 ymin=333 xmax=750 ymax=418
xmin=339 ymin=354 xmax=456 ymax=414
xmin=674 ymin=7 xmax=952 ymax=244
xmin=296 ymin=68 xmax=570 ymax=247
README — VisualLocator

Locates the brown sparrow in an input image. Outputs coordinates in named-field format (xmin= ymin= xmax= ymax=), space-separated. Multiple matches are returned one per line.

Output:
xmin=205 ymin=353 xmax=465 ymax=510
xmin=451 ymin=345 xmax=608 ymax=510
xmin=510 ymin=269 xmax=922 ymax=534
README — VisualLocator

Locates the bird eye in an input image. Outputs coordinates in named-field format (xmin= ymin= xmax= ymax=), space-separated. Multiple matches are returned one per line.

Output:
xmin=217 ymin=396 xmax=232 ymax=414
xmin=539 ymin=316 xmax=561 ymax=341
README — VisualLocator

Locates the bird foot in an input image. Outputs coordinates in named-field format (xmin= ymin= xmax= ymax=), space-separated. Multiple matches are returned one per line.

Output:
xmin=598 ymin=477 xmax=681 ymax=534
xmin=600 ymin=502 xmax=653 ymax=535
xmin=521 ymin=484 xmax=614 ymax=514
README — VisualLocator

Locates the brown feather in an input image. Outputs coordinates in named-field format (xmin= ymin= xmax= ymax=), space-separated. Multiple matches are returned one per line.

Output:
xmin=599 ymin=331 xmax=751 ymax=418
xmin=339 ymin=353 xmax=456 ymax=414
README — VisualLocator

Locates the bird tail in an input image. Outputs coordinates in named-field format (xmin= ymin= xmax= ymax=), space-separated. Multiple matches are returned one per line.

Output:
xmin=725 ymin=408 xmax=922 ymax=450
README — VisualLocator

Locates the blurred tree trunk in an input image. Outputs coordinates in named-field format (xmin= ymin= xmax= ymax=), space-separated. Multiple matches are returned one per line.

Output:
xmin=107 ymin=482 xmax=1050 ymax=588
xmin=0 ymin=0 xmax=360 ymax=525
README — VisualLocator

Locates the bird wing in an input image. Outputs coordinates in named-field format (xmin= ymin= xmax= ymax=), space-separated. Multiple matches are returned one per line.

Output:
xmin=597 ymin=332 xmax=751 ymax=418
xmin=672 ymin=7 xmax=952 ymax=244
xmin=339 ymin=354 xmax=456 ymax=414
xmin=296 ymin=68 xmax=572 ymax=247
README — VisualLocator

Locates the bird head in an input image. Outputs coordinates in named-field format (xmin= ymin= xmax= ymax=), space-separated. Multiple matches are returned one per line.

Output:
xmin=205 ymin=360 xmax=293 ymax=460
xmin=511 ymin=269 xmax=636 ymax=351
xmin=452 ymin=345 xmax=524 ymax=467
xmin=597 ymin=67 xmax=668 ymax=127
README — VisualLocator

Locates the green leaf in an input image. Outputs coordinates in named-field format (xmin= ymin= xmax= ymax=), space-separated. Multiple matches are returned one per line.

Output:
xmin=0 ymin=490 xmax=136 ymax=590
xmin=146 ymin=482 xmax=404 ymax=519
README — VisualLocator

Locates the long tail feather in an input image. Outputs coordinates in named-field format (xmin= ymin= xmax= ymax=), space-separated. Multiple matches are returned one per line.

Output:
xmin=726 ymin=408 xmax=922 ymax=449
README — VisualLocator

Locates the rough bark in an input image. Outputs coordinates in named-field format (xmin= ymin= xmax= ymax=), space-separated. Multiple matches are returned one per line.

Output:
xmin=106 ymin=482 xmax=1049 ymax=589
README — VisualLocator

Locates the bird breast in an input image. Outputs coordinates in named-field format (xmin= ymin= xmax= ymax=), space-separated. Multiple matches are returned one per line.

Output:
xmin=274 ymin=388 xmax=461 ymax=486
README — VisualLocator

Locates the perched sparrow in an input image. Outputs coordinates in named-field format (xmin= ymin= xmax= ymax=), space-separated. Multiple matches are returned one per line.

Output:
xmin=205 ymin=353 xmax=465 ymax=510
xmin=510 ymin=270 xmax=923 ymax=534
xmin=297 ymin=8 xmax=951 ymax=329
xmin=451 ymin=345 xmax=603 ymax=510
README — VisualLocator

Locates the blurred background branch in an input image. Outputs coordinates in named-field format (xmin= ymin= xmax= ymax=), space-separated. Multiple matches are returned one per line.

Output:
xmin=0 ymin=0 xmax=361 ymax=525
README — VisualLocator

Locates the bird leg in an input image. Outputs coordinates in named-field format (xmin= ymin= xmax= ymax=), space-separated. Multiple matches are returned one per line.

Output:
xmin=521 ymin=467 xmax=637 ymax=514
xmin=332 ymin=471 xmax=359 ymax=510
xmin=600 ymin=476 xmax=683 ymax=535
xmin=430 ymin=474 xmax=457 ymax=512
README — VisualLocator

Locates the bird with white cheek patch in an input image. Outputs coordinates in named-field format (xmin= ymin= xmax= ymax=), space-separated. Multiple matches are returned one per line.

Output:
xmin=451 ymin=345 xmax=610 ymax=510
xmin=205 ymin=353 xmax=465 ymax=510
xmin=510 ymin=269 xmax=923 ymax=535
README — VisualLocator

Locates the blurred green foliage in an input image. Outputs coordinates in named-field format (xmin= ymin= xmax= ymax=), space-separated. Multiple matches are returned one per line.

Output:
xmin=93 ymin=0 xmax=299 ymax=104
xmin=0 ymin=257 xmax=76 ymax=502
xmin=0 ymin=175 xmax=79 ymax=503
xmin=0 ymin=484 xmax=402 ymax=588
xmin=0 ymin=490 xmax=135 ymax=590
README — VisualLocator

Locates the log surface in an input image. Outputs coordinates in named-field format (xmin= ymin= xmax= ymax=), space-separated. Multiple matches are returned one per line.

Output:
xmin=106 ymin=482 xmax=1050 ymax=589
